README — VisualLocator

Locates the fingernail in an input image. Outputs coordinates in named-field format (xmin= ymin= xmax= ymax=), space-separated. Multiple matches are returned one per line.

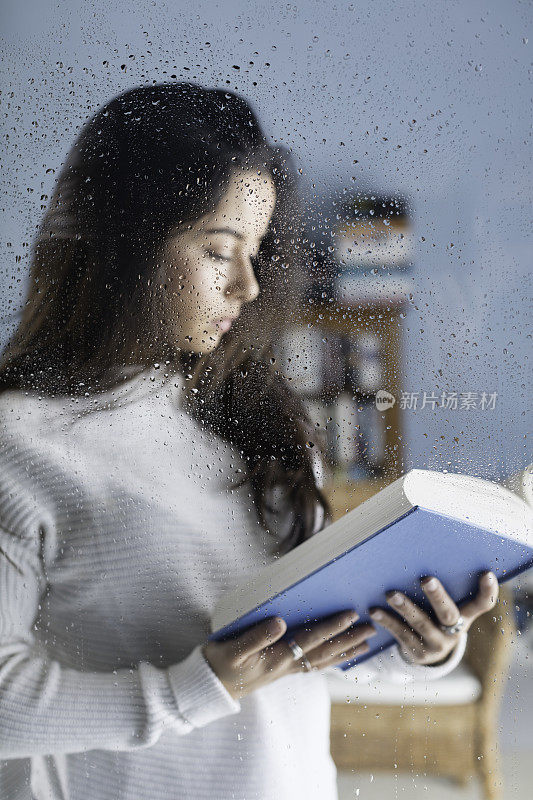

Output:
xmin=424 ymin=578 xmax=438 ymax=591
xmin=484 ymin=572 xmax=495 ymax=583
xmin=388 ymin=592 xmax=404 ymax=606
xmin=369 ymin=609 xmax=383 ymax=620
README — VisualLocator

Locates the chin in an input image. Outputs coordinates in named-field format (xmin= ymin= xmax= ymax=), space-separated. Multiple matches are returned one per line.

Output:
xmin=187 ymin=333 xmax=222 ymax=354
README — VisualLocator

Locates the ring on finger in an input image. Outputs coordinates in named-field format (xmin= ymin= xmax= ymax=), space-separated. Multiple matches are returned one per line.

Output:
xmin=287 ymin=638 xmax=305 ymax=660
xmin=287 ymin=638 xmax=313 ymax=671
xmin=440 ymin=615 xmax=465 ymax=636
xmin=300 ymin=655 xmax=313 ymax=671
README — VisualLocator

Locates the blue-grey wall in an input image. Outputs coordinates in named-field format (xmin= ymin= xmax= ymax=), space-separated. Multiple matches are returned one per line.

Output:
xmin=1 ymin=0 xmax=530 ymax=480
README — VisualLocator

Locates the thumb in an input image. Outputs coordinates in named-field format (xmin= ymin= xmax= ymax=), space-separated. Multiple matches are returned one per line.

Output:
xmin=233 ymin=617 xmax=287 ymax=662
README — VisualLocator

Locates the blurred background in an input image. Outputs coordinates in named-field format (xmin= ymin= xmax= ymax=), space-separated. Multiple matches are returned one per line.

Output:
xmin=1 ymin=1 xmax=531 ymax=797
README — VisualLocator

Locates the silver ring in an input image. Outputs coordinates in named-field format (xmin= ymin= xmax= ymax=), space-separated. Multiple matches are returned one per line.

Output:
xmin=440 ymin=615 xmax=465 ymax=635
xmin=287 ymin=638 xmax=313 ymax=671
xmin=287 ymin=638 xmax=305 ymax=660
xmin=300 ymin=656 xmax=313 ymax=672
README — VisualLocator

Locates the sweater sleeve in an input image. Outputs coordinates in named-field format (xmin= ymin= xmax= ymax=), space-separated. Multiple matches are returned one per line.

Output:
xmin=345 ymin=631 xmax=468 ymax=682
xmin=322 ymin=632 xmax=468 ymax=684
xmin=0 ymin=521 xmax=241 ymax=759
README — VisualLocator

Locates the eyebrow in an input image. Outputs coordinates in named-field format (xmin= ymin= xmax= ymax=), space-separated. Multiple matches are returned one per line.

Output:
xmin=203 ymin=227 xmax=247 ymax=241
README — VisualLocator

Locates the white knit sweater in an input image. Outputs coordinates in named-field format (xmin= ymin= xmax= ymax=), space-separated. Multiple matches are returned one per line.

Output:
xmin=0 ymin=364 xmax=467 ymax=800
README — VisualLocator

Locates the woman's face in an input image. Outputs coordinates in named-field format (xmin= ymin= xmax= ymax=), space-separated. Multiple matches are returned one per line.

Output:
xmin=155 ymin=169 xmax=277 ymax=354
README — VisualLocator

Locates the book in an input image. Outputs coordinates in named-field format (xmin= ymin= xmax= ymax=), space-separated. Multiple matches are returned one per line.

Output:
xmin=208 ymin=469 xmax=533 ymax=670
xmin=333 ymin=217 xmax=414 ymax=270
xmin=504 ymin=464 xmax=533 ymax=509
xmin=334 ymin=272 xmax=415 ymax=306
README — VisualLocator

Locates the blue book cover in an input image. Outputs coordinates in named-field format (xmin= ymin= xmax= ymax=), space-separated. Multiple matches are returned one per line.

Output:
xmin=208 ymin=470 xmax=533 ymax=670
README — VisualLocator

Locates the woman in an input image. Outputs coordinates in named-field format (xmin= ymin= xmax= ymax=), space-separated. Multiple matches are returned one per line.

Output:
xmin=0 ymin=83 xmax=498 ymax=800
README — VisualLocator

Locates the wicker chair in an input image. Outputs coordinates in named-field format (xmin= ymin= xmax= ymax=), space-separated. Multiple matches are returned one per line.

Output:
xmin=328 ymin=586 xmax=516 ymax=800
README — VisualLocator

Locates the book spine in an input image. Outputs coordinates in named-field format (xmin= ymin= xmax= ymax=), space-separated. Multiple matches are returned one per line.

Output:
xmin=334 ymin=273 xmax=414 ymax=305
xmin=331 ymin=391 xmax=361 ymax=470
xmin=345 ymin=333 xmax=386 ymax=477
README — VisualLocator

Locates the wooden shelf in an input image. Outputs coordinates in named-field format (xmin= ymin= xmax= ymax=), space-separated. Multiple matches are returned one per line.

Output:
xmin=299 ymin=302 xmax=404 ymax=483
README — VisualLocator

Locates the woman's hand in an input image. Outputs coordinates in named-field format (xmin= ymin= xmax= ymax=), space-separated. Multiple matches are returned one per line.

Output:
xmin=368 ymin=570 xmax=499 ymax=666
xmin=202 ymin=610 xmax=377 ymax=701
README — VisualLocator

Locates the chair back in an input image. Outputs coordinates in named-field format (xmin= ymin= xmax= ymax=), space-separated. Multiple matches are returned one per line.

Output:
xmin=463 ymin=584 xmax=516 ymax=711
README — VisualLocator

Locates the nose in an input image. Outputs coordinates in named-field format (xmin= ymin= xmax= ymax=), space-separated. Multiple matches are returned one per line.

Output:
xmin=227 ymin=255 xmax=260 ymax=304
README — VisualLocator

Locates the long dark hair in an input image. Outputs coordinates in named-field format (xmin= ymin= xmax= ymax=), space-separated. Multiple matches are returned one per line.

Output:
xmin=0 ymin=82 xmax=332 ymax=555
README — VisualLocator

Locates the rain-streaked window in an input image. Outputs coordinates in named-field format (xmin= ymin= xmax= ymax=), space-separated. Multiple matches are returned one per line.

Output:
xmin=1 ymin=3 xmax=531 ymax=800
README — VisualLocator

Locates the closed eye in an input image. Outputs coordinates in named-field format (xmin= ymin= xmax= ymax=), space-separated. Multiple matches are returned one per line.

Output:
xmin=206 ymin=249 xmax=260 ymax=267
xmin=206 ymin=250 xmax=230 ymax=263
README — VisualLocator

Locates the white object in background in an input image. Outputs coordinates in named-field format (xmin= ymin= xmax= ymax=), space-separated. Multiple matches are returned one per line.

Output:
xmin=356 ymin=332 xmax=382 ymax=393
xmin=275 ymin=325 xmax=324 ymax=395
xmin=335 ymin=274 xmax=415 ymax=305
xmin=325 ymin=661 xmax=481 ymax=706
xmin=302 ymin=399 xmax=328 ymax=437
xmin=334 ymin=218 xmax=414 ymax=268
xmin=358 ymin=402 xmax=386 ymax=469
xmin=332 ymin=391 xmax=360 ymax=469
xmin=323 ymin=334 xmax=346 ymax=396
xmin=504 ymin=464 xmax=533 ymax=509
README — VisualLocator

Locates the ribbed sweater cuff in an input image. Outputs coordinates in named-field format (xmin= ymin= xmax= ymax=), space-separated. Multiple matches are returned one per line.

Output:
xmin=166 ymin=644 xmax=241 ymax=729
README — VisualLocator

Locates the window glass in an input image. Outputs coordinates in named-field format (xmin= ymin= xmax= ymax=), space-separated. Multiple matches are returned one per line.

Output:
xmin=1 ymin=3 xmax=530 ymax=799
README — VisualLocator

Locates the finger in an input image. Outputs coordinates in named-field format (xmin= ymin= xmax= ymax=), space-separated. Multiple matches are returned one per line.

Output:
xmin=420 ymin=576 xmax=463 ymax=628
xmin=231 ymin=616 xmax=287 ymax=663
xmin=369 ymin=607 xmax=424 ymax=655
xmin=384 ymin=591 xmax=445 ymax=649
xmin=307 ymin=623 xmax=377 ymax=663
xmin=285 ymin=609 xmax=360 ymax=655
xmin=312 ymin=641 xmax=371 ymax=671
xmin=458 ymin=571 xmax=499 ymax=623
